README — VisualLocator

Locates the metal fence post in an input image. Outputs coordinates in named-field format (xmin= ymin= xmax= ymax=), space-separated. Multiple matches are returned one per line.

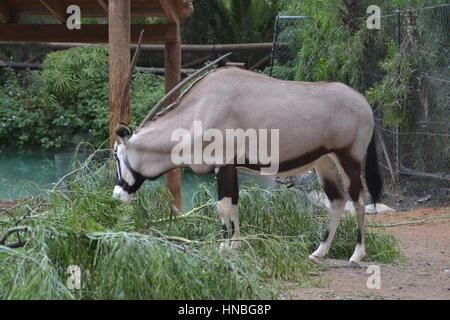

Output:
xmin=394 ymin=9 xmax=402 ymax=181
xmin=396 ymin=9 xmax=402 ymax=48
xmin=269 ymin=15 xmax=280 ymax=77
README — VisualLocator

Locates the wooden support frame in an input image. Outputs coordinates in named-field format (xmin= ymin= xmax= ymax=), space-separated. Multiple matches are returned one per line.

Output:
xmin=158 ymin=0 xmax=179 ymax=23
xmin=108 ymin=0 xmax=131 ymax=147
xmin=164 ymin=23 xmax=182 ymax=210
xmin=39 ymin=0 xmax=66 ymax=23
xmin=0 ymin=23 xmax=178 ymax=43
xmin=0 ymin=1 xmax=14 ymax=22
xmin=24 ymin=42 xmax=282 ymax=53
xmin=96 ymin=0 xmax=108 ymax=13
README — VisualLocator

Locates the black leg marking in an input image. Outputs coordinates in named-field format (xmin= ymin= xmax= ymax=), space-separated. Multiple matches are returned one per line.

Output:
xmin=334 ymin=150 xmax=363 ymax=202
xmin=322 ymin=229 xmax=330 ymax=242
xmin=221 ymin=224 xmax=229 ymax=238
xmin=357 ymin=229 xmax=362 ymax=244
xmin=323 ymin=178 xmax=344 ymax=201
xmin=216 ymin=165 xmax=239 ymax=204
xmin=221 ymin=221 xmax=235 ymax=239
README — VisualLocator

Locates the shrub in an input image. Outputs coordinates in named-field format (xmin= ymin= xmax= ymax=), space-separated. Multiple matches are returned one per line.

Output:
xmin=0 ymin=47 xmax=165 ymax=150
xmin=0 ymin=68 xmax=78 ymax=149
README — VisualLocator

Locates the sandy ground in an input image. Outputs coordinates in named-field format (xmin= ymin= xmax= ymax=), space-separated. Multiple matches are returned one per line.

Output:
xmin=286 ymin=207 xmax=450 ymax=300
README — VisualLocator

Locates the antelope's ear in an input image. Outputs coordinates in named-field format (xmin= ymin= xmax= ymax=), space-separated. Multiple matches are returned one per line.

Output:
xmin=115 ymin=123 xmax=133 ymax=144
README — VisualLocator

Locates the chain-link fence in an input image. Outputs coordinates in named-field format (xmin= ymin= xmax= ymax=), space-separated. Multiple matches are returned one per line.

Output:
xmin=270 ymin=6 xmax=449 ymax=198
xmin=269 ymin=15 xmax=307 ymax=80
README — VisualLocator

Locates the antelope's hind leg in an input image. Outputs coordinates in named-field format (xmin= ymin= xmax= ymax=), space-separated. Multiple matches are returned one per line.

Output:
xmin=216 ymin=165 xmax=241 ymax=250
xmin=309 ymin=156 xmax=347 ymax=264
xmin=333 ymin=151 xmax=368 ymax=268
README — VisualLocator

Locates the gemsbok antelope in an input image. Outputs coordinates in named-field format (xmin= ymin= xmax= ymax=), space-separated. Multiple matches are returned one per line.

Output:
xmin=112 ymin=57 xmax=382 ymax=268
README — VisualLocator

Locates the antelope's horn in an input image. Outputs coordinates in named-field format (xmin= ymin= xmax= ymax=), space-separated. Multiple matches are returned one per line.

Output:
xmin=118 ymin=29 xmax=145 ymax=124
xmin=138 ymin=52 xmax=232 ymax=129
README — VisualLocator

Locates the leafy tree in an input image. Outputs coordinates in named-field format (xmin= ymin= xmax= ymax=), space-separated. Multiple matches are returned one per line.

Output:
xmin=181 ymin=0 xmax=281 ymax=44
xmin=181 ymin=0 xmax=234 ymax=44
xmin=224 ymin=0 xmax=282 ymax=43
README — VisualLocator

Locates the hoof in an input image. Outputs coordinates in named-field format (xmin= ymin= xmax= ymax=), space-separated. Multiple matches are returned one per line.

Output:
xmin=309 ymin=255 xmax=326 ymax=265
xmin=347 ymin=260 xmax=362 ymax=269
xmin=220 ymin=240 xmax=241 ymax=250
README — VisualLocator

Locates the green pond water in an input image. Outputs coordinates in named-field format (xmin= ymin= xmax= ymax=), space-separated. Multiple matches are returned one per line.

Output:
xmin=0 ymin=150 xmax=276 ymax=210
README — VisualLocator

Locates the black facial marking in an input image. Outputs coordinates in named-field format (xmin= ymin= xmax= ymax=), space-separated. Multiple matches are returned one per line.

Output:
xmin=121 ymin=158 xmax=146 ymax=194
xmin=114 ymin=148 xmax=145 ymax=195
xmin=114 ymin=147 xmax=123 ymax=182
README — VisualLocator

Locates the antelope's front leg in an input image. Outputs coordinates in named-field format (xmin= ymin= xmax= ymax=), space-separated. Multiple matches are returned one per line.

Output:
xmin=216 ymin=165 xmax=241 ymax=250
xmin=217 ymin=198 xmax=241 ymax=249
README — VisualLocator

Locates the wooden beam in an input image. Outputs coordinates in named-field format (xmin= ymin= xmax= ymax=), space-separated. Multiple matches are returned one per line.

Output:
xmin=39 ymin=0 xmax=66 ymax=23
xmin=16 ymin=7 xmax=166 ymax=18
xmin=0 ymin=24 xmax=177 ymax=43
xmin=182 ymin=55 xmax=212 ymax=68
xmin=0 ymin=61 xmax=41 ymax=69
xmin=158 ymin=0 xmax=179 ymax=23
xmin=164 ymin=24 xmax=182 ymax=210
xmin=31 ymin=42 xmax=284 ymax=52
xmin=109 ymin=0 xmax=131 ymax=147
xmin=0 ymin=61 xmax=197 ymax=74
xmin=97 ymin=0 xmax=108 ymax=13
xmin=225 ymin=62 xmax=246 ymax=68
xmin=250 ymin=53 xmax=271 ymax=70
xmin=0 ymin=1 xmax=14 ymax=23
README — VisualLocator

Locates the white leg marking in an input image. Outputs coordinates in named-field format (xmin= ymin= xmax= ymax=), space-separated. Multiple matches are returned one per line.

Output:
xmin=217 ymin=198 xmax=241 ymax=250
xmin=217 ymin=197 xmax=231 ymax=250
xmin=228 ymin=204 xmax=241 ymax=249
xmin=309 ymin=156 xmax=346 ymax=263
xmin=309 ymin=198 xmax=346 ymax=262
xmin=217 ymin=197 xmax=231 ymax=226
xmin=349 ymin=195 xmax=367 ymax=267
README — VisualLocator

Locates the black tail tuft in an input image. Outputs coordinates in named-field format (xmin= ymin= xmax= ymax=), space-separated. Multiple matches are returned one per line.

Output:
xmin=365 ymin=132 xmax=383 ymax=204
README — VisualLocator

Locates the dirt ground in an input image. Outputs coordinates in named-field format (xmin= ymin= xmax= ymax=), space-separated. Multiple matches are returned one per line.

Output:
xmin=287 ymin=207 xmax=450 ymax=300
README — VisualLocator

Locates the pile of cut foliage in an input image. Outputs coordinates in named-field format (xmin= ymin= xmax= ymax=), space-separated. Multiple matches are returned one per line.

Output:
xmin=0 ymin=146 xmax=402 ymax=299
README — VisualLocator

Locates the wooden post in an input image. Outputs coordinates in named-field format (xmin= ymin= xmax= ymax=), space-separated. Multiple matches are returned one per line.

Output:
xmin=164 ymin=24 xmax=182 ymax=210
xmin=108 ymin=0 xmax=130 ymax=148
